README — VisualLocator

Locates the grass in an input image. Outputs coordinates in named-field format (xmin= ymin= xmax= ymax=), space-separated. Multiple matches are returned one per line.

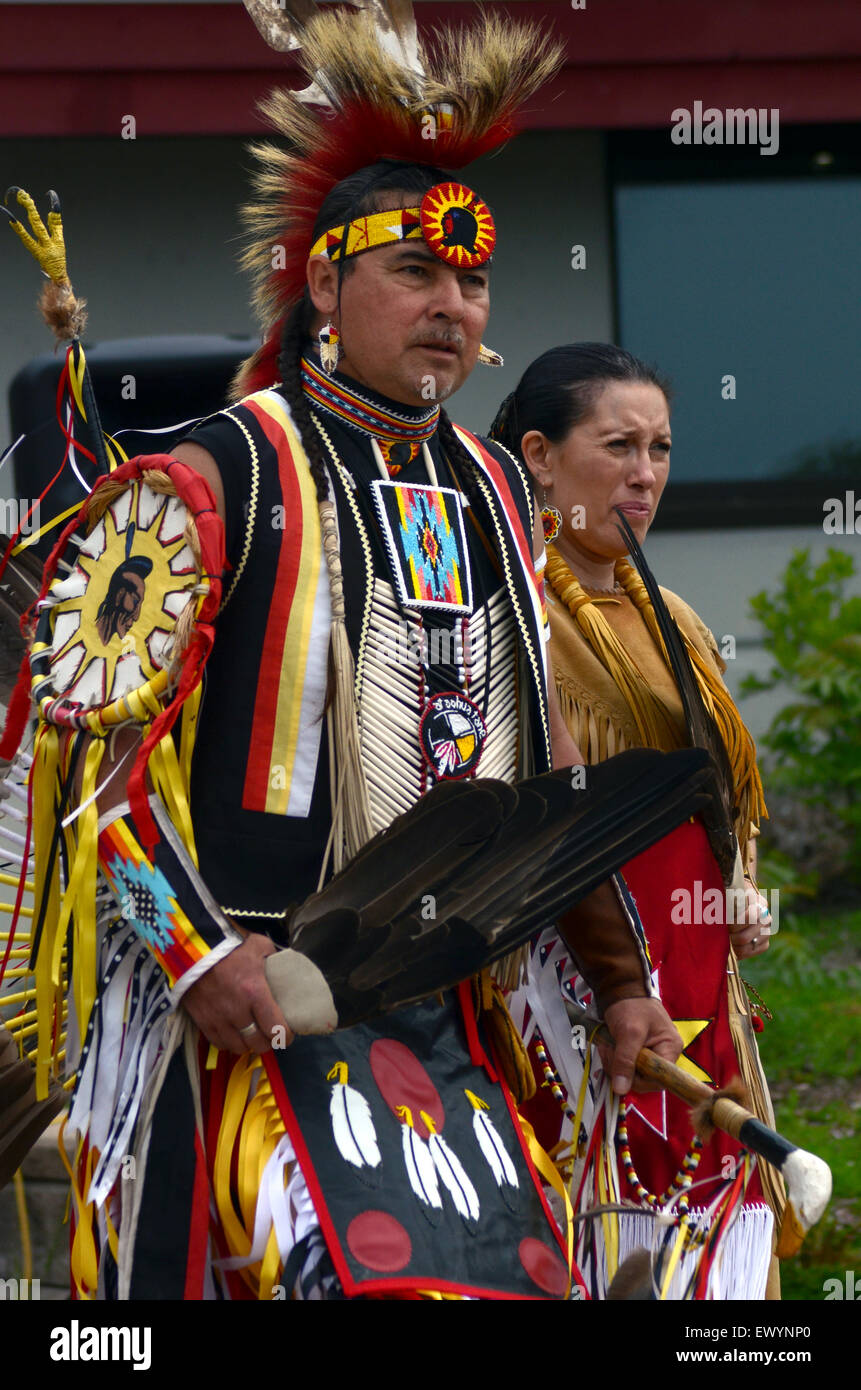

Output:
xmin=740 ymin=906 xmax=861 ymax=1300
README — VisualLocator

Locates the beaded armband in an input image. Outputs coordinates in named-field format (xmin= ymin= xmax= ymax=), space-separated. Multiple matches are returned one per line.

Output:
xmin=98 ymin=797 xmax=242 ymax=998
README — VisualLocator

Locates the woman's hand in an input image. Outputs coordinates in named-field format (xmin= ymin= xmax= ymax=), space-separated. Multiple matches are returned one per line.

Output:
xmin=729 ymin=878 xmax=772 ymax=959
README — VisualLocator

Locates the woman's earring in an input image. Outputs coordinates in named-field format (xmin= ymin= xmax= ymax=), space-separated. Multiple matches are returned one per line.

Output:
xmin=318 ymin=321 xmax=341 ymax=375
xmin=540 ymin=491 xmax=562 ymax=544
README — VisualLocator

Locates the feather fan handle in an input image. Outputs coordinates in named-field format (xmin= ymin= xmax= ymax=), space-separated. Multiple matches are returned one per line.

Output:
xmin=396 ymin=1105 xmax=442 ymax=1209
xmin=465 ymin=1090 xmax=518 ymax=1189
xmin=327 ymin=1061 xmax=381 ymax=1170
xmin=420 ymin=1110 xmax=480 ymax=1222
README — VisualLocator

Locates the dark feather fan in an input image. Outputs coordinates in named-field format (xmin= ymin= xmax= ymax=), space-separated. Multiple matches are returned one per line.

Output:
xmin=614 ymin=509 xmax=740 ymax=883
xmin=0 ymin=1025 xmax=64 ymax=1190
xmin=286 ymin=746 xmax=719 ymax=1028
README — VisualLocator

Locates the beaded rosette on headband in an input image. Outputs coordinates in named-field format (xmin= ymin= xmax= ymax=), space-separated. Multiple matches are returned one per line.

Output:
xmin=233 ymin=1 xmax=561 ymax=398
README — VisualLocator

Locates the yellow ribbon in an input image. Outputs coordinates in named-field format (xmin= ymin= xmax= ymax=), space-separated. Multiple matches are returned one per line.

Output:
xmin=658 ymin=1215 xmax=691 ymax=1300
xmin=148 ymin=729 xmax=198 ymax=867
xmin=53 ymin=738 xmax=104 ymax=1052
xmin=31 ymin=724 xmax=62 ymax=1099
xmin=57 ymin=1123 xmax=100 ymax=1299
xmin=517 ymin=1113 xmax=576 ymax=1298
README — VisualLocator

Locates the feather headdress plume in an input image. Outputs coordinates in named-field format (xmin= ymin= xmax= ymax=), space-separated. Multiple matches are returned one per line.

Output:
xmin=234 ymin=2 xmax=562 ymax=397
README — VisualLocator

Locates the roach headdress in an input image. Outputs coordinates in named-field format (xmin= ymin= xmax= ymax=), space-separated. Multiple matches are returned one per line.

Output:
xmin=233 ymin=1 xmax=562 ymax=398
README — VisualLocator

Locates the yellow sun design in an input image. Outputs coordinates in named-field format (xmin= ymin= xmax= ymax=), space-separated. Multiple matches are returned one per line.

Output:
xmin=45 ymin=482 xmax=197 ymax=713
xmin=420 ymin=182 xmax=496 ymax=268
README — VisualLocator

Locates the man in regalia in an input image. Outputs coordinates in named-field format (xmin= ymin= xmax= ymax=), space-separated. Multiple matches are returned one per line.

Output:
xmin=5 ymin=3 xmax=697 ymax=1300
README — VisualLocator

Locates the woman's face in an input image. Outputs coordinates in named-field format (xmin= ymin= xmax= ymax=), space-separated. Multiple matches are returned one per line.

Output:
xmin=524 ymin=381 xmax=671 ymax=562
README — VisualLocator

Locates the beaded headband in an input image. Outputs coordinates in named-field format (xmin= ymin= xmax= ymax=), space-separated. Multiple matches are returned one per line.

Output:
xmin=309 ymin=182 xmax=496 ymax=270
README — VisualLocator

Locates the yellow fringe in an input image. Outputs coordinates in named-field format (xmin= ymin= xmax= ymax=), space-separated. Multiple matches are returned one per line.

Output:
xmin=32 ymin=724 xmax=63 ymax=1100
xmin=545 ymin=547 xmax=766 ymax=848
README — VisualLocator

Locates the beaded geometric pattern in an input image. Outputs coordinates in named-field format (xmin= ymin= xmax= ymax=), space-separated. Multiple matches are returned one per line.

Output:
xmin=371 ymin=480 xmax=473 ymax=614
xmin=419 ymin=183 xmax=496 ymax=269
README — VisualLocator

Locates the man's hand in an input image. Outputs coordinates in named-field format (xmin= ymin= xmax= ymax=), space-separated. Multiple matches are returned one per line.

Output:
xmin=600 ymin=998 xmax=683 ymax=1096
xmin=182 ymin=933 xmax=294 ymax=1055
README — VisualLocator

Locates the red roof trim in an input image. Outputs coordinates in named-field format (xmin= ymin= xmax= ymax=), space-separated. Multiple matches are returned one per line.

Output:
xmin=1 ymin=2 xmax=859 ymax=136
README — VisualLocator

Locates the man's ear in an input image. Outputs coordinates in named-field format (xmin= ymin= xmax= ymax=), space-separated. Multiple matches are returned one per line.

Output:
xmin=520 ymin=430 xmax=554 ymax=489
xmin=307 ymin=255 xmax=340 ymax=318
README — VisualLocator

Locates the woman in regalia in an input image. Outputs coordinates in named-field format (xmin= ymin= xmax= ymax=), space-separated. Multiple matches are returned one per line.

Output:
xmin=491 ymin=343 xmax=782 ymax=1300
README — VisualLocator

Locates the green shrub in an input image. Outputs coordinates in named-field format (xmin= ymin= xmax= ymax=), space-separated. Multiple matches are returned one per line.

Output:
xmin=742 ymin=549 xmax=861 ymax=881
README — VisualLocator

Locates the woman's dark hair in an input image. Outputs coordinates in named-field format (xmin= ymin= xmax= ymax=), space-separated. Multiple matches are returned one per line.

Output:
xmin=277 ymin=158 xmax=494 ymax=512
xmin=488 ymin=342 xmax=672 ymax=461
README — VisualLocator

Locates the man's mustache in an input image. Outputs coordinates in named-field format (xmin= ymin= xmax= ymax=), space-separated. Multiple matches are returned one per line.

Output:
xmin=409 ymin=331 xmax=464 ymax=350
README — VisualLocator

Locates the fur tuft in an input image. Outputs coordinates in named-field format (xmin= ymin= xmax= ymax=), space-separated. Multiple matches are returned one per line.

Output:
xmin=38 ymin=281 xmax=87 ymax=342
xmin=691 ymin=1075 xmax=749 ymax=1141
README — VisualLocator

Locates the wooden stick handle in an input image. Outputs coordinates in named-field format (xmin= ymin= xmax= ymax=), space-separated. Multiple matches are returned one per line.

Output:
xmin=596 ymin=1024 xmax=832 ymax=1250
xmin=596 ymin=1025 xmax=719 ymax=1109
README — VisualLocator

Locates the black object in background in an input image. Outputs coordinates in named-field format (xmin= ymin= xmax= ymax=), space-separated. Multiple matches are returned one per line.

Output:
xmin=8 ymin=334 xmax=258 ymax=559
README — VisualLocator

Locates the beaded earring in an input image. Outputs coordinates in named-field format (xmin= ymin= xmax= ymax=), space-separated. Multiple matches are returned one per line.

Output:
xmin=318 ymin=321 xmax=341 ymax=375
xmin=540 ymin=491 xmax=562 ymax=544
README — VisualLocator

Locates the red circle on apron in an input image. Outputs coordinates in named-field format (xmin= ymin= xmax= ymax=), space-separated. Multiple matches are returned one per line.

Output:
xmin=369 ymin=1039 xmax=445 ymax=1141
xmin=518 ymin=1237 xmax=569 ymax=1297
xmin=347 ymin=1211 xmax=412 ymax=1273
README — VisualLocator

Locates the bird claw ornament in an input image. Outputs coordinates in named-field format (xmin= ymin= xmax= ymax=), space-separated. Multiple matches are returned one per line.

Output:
xmin=3 ymin=185 xmax=87 ymax=343
xmin=3 ymin=186 xmax=69 ymax=285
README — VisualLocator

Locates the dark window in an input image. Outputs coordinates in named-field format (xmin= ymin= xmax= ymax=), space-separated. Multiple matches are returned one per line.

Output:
xmin=610 ymin=124 xmax=861 ymax=528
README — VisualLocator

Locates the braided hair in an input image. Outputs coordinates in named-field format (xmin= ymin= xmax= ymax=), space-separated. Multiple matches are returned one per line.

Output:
xmin=276 ymin=297 xmax=332 ymax=502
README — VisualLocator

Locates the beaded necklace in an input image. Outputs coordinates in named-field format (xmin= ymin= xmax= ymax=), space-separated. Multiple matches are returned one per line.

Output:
xmin=309 ymin=408 xmax=503 ymax=792
xmin=301 ymin=355 xmax=439 ymax=474
xmin=534 ymin=1026 xmax=704 ymax=1223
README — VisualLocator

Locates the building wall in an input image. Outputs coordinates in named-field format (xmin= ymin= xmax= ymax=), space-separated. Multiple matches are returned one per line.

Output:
xmin=0 ymin=128 xmax=613 ymax=441
xmin=2 ymin=126 xmax=857 ymax=741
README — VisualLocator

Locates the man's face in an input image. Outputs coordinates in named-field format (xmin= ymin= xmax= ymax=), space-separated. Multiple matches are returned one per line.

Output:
xmin=117 ymin=572 xmax=146 ymax=635
xmin=311 ymin=235 xmax=491 ymax=407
